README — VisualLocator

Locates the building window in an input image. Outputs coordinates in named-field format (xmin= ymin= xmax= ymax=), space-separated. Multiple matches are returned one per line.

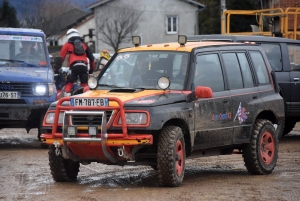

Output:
xmin=166 ymin=16 xmax=178 ymax=34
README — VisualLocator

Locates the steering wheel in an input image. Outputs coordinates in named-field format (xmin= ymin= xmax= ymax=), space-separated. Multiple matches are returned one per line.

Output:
xmin=15 ymin=54 xmax=39 ymax=63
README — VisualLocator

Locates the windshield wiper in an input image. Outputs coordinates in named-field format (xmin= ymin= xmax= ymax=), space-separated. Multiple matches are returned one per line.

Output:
xmin=0 ymin=59 xmax=24 ymax=63
xmin=0 ymin=59 xmax=37 ymax=67
xmin=98 ymin=84 xmax=122 ymax=88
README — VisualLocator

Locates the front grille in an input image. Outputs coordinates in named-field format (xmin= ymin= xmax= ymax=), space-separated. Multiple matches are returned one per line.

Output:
xmin=0 ymin=83 xmax=33 ymax=96
xmin=0 ymin=99 xmax=26 ymax=104
xmin=71 ymin=111 xmax=113 ymax=126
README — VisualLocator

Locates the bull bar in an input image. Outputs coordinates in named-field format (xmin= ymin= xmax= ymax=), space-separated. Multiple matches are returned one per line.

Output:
xmin=41 ymin=96 xmax=153 ymax=163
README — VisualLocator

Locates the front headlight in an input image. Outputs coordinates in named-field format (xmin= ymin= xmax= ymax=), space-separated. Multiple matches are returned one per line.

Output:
xmin=118 ymin=113 xmax=148 ymax=125
xmin=88 ymin=76 xmax=98 ymax=89
xmin=45 ymin=112 xmax=64 ymax=124
xmin=33 ymin=84 xmax=47 ymax=96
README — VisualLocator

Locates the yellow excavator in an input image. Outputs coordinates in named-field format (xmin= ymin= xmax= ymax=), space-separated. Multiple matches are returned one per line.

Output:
xmin=221 ymin=7 xmax=300 ymax=40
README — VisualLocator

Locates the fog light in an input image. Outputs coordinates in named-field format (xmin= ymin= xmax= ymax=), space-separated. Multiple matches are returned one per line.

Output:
xmin=67 ymin=126 xmax=77 ymax=136
xmin=132 ymin=36 xmax=141 ymax=46
xmin=178 ymin=35 xmax=187 ymax=46
xmin=88 ymin=126 xmax=98 ymax=136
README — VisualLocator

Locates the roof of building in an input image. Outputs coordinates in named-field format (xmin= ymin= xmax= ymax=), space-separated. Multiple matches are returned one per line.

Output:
xmin=46 ymin=8 xmax=92 ymax=40
xmin=86 ymin=0 xmax=205 ymax=10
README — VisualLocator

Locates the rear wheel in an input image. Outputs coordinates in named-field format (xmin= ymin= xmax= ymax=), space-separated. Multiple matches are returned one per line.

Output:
xmin=243 ymin=119 xmax=278 ymax=175
xmin=282 ymin=119 xmax=296 ymax=136
xmin=48 ymin=145 xmax=80 ymax=182
xmin=157 ymin=125 xmax=185 ymax=187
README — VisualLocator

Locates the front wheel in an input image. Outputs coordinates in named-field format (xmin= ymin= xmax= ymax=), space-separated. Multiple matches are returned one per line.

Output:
xmin=48 ymin=145 xmax=80 ymax=182
xmin=243 ymin=119 xmax=278 ymax=175
xmin=157 ymin=125 xmax=185 ymax=187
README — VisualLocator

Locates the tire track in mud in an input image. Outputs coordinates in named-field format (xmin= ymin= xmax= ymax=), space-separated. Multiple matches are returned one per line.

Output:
xmin=78 ymin=165 xmax=157 ymax=187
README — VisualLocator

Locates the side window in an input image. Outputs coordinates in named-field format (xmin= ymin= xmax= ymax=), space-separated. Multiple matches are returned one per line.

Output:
xmin=260 ymin=43 xmax=282 ymax=71
xmin=287 ymin=44 xmax=300 ymax=71
xmin=237 ymin=53 xmax=254 ymax=88
xmin=194 ymin=54 xmax=225 ymax=92
xmin=250 ymin=51 xmax=270 ymax=84
xmin=166 ymin=16 xmax=178 ymax=34
xmin=222 ymin=53 xmax=243 ymax=89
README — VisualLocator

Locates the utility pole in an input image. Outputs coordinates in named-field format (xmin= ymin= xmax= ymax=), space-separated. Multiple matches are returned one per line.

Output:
xmin=221 ymin=0 xmax=226 ymax=33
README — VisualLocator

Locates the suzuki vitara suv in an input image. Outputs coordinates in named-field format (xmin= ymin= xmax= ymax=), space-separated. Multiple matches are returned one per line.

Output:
xmin=41 ymin=35 xmax=284 ymax=187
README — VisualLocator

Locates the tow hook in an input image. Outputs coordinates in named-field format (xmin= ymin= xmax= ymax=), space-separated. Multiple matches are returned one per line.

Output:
xmin=53 ymin=141 xmax=61 ymax=156
xmin=117 ymin=145 xmax=134 ymax=162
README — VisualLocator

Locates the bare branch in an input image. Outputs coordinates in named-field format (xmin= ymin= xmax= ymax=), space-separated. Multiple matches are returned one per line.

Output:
xmin=96 ymin=4 xmax=143 ymax=52
xmin=21 ymin=0 xmax=75 ymax=36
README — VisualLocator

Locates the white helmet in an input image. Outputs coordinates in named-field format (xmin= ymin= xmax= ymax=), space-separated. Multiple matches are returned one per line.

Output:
xmin=66 ymin=28 xmax=79 ymax=40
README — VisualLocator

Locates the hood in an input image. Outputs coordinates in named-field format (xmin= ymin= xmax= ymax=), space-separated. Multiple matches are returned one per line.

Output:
xmin=78 ymin=89 xmax=189 ymax=107
xmin=0 ymin=67 xmax=53 ymax=83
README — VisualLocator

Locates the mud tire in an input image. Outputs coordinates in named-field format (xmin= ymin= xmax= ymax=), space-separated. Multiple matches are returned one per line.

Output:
xmin=48 ymin=145 xmax=80 ymax=182
xmin=282 ymin=119 xmax=296 ymax=136
xmin=243 ymin=119 xmax=278 ymax=175
xmin=157 ymin=125 xmax=185 ymax=187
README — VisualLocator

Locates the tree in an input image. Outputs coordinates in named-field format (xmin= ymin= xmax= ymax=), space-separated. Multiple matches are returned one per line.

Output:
xmin=95 ymin=4 xmax=143 ymax=53
xmin=198 ymin=0 xmax=221 ymax=34
xmin=21 ymin=0 xmax=75 ymax=36
xmin=227 ymin=0 xmax=257 ymax=32
xmin=198 ymin=0 xmax=262 ymax=34
xmin=0 ymin=0 xmax=19 ymax=27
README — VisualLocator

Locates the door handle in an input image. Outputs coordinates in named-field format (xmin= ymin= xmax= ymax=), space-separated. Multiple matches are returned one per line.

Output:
xmin=223 ymin=99 xmax=228 ymax=103
xmin=294 ymin=78 xmax=299 ymax=81
xmin=252 ymin=95 xmax=257 ymax=99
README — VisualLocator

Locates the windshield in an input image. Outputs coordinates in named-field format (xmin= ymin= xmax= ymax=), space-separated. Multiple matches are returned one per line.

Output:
xmin=0 ymin=35 xmax=48 ymax=67
xmin=98 ymin=51 xmax=189 ymax=90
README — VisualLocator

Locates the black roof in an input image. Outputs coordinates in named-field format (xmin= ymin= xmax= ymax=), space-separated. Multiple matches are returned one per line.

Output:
xmin=187 ymin=34 xmax=300 ymax=44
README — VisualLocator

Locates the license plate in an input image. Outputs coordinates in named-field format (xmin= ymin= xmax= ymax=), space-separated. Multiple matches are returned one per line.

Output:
xmin=0 ymin=91 xmax=19 ymax=99
xmin=70 ymin=98 xmax=109 ymax=106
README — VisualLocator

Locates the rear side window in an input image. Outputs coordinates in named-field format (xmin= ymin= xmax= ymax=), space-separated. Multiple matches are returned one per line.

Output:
xmin=249 ymin=51 xmax=270 ymax=84
xmin=260 ymin=44 xmax=282 ymax=71
xmin=287 ymin=45 xmax=300 ymax=71
xmin=194 ymin=54 xmax=225 ymax=92
xmin=222 ymin=53 xmax=243 ymax=89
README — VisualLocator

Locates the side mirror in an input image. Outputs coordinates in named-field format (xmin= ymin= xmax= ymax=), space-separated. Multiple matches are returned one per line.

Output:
xmin=195 ymin=86 xmax=213 ymax=99
xmin=50 ymin=56 xmax=63 ymax=70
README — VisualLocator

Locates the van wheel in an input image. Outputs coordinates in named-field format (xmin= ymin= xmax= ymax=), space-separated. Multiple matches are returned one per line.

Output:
xmin=243 ymin=119 xmax=278 ymax=175
xmin=282 ymin=119 xmax=296 ymax=136
xmin=48 ymin=145 xmax=80 ymax=182
xmin=157 ymin=125 xmax=185 ymax=187
xmin=37 ymin=114 xmax=45 ymax=141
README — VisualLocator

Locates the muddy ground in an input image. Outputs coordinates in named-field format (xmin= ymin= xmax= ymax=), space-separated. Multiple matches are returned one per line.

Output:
xmin=1 ymin=125 xmax=300 ymax=201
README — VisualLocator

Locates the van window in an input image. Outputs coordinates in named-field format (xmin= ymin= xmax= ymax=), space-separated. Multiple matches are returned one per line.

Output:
xmin=260 ymin=44 xmax=282 ymax=71
xmin=194 ymin=54 xmax=225 ymax=92
xmin=250 ymin=51 xmax=270 ymax=84
xmin=287 ymin=45 xmax=300 ymax=71
xmin=222 ymin=53 xmax=243 ymax=89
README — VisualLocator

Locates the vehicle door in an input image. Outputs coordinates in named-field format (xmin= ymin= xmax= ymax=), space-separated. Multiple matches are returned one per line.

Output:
xmin=221 ymin=51 xmax=260 ymax=144
xmin=193 ymin=53 xmax=233 ymax=149
xmin=259 ymin=43 xmax=291 ymax=112
xmin=287 ymin=44 xmax=300 ymax=114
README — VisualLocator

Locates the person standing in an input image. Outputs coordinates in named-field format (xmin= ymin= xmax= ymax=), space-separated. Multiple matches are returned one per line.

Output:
xmin=59 ymin=28 xmax=95 ymax=96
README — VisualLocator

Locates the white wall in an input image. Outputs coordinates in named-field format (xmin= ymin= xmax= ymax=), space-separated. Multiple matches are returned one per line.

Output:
xmin=94 ymin=0 xmax=199 ymax=54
